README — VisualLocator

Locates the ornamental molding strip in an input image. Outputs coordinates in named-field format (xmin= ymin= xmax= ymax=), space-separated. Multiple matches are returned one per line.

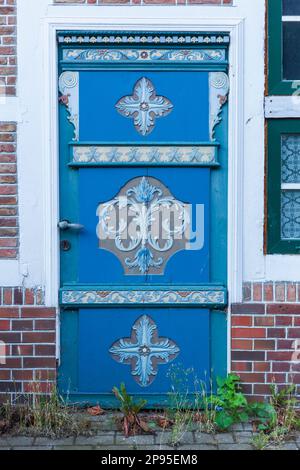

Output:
xmin=59 ymin=71 xmax=79 ymax=141
xmin=62 ymin=48 xmax=227 ymax=64
xmin=71 ymin=145 xmax=218 ymax=166
xmin=60 ymin=287 xmax=227 ymax=306
xmin=57 ymin=31 xmax=230 ymax=46
xmin=109 ymin=315 xmax=180 ymax=387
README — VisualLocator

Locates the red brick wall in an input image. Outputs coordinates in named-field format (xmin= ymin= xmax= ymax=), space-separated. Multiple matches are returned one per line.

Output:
xmin=0 ymin=0 xmax=17 ymax=97
xmin=231 ymin=302 xmax=300 ymax=401
xmin=0 ymin=122 xmax=18 ymax=259
xmin=0 ymin=288 xmax=56 ymax=403
xmin=54 ymin=0 xmax=232 ymax=5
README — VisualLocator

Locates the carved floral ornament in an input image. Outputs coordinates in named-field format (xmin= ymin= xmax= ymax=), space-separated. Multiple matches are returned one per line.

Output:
xmin=109 ymin=315 xmax=180 ymax=387
xmin=115 ymin=77 xmax=173 ymax=136
xmin=96 ymin=176 xmax=191 ymax=276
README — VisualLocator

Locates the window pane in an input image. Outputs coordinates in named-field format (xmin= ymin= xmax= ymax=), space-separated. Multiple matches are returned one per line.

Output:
xmin=283 ymin=0 xmax=300 ymax=15
xmin=281 ymin=191 xmax=300 ymax=239
xmin=283 ymin=22 xmax=300 ymax=80
xmin=281 ymin=135 xmax=300 ymax=182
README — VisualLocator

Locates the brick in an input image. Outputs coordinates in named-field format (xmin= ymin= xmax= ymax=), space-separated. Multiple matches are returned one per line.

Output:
xmin=275 ymin=316 xmax=293 ymax=326
xmin=11 ymin=320 xmax=33 ymax=331
xmin=288 ymin=373 xmax=300 ymax=384
xmin=253 ymin=283 xmax=262 ymax=302
xmin=231 ymin=351 xmax=265 ymax=361
xmin=0 ymin=320 xmax=10 ymax=330
xmin=232 ymin=328 xmax=266 ymax=339
xmin=34 ymin=369 xmax=56 ymax=381
xmin=277 ymin=339 xmax=294 ymax=350
xmin=0 ymin=357 xmax=21 ymax=368
xmin=254 ymin=340 xmax=275 ymax=350
xmin=254 ymin=362 xmax=270 ymax=372
xmin=0 ymin=307 xmax=18 ymax=318
xmin=287 ymin=283 xmax=297 ymax=302
xmin=253 ymin=384 xmax=272 ymax=395
xmin=231 ymin=316 xmax=252 ymax=327
xmin=267 ymin=304 xmax=300 ymax=315
xmin=21 ymin=308 xmax=56 ymax=319
xmin=0 ymin=331 xmax=20 ymax=343
xmin=272 ymin=362 xmax=291 ymax=372
xmin=35 ymin=345 xmax=56 ymax=356
xmin=23 ymin=382 xmax=54 ymax=394
xmin=231 ymin=361 xmax=252 ymax=372
xmin=22 ymin=332 xmax=55 ymax=344
xmin=11 ymin=344 xmax=33 ymax=356
xmin=12 ymin=370 xmax=33 ymax=381
xmin=231 ymin=304 xmax=265 ymax=315
xmin=288 ymin=328 xmax=300 ymax=338
xmin=24 ymin=289 xmax=34 ymax=305
xmin=267 ymin=373 xmax=287 ymax=383
xmin=275 ymin=283 xmax=285 ymax=302
xmin=239 ymin=373 xmax=265 ymax=383
xmin=263 ymin=283 xmax=274 ymax=302
xmin=23 ymin=357 xmax=56 ymax=368
xmin=254 ymin=316 xmax=274 ymax=326
xmin=0 ymin=370 xmax=10 ymax=380
xmin=231 ymin=339 xmax=252 ymax=350
xmin=267 ymin=328 xmax=286 ymax=338
xmin=267 ymin=351 xmax=293 ymax=361
xmin=35 ymin=320 xmax=55 ymax=331
xmin=0 ymin=381 xmax=21 ymax=392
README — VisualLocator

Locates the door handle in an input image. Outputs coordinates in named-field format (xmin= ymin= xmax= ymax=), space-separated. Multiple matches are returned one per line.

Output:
xmin=58 ymin=220 xmax=84 ymax=231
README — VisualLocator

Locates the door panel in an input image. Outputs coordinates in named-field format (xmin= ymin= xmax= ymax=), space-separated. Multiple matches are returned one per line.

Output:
xmin=78 ymin=167 xmax=210 ymax=284
xmin=77 ymin=308 xmax=210 ymax=394
xmin=79 ymin=71 xmax=210 ymax=142
xmin=58 ymin=31 xmax=229 ymax=405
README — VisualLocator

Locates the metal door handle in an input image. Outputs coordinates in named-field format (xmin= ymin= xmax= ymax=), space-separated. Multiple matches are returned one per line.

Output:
xmin=58 ymin=220 xmax=84 ymax=231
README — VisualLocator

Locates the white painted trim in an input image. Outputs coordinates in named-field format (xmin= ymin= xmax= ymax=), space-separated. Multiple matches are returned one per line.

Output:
xmin=282 ymin=16 xmax=300 ymax=22
xmin=282 ymin=183 xmax=300 ymax=190
xmin=265 ymin=96 xmax=300 ymax=118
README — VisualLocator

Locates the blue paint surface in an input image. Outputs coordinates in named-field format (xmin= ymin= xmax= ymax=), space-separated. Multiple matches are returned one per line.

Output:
xmin=78 ymin=308 xmax=210 ymax=394
xmin=78 ymin=167 xmax=210 ymax=284
xmin=79 ymin=71 xmax=209 ymax=142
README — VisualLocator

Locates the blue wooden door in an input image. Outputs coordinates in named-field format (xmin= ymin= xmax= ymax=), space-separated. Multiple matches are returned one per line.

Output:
xmin=58 ymin=32 xmax=229 ymax=406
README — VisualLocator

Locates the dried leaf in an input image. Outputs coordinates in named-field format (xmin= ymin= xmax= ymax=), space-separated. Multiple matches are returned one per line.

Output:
xmin=157 ymin=416 xmax=173 ymax=429
xmin=138 ymin=419 xmax=151 ymax=433
xmin=87 ymin=405 xmax=105 ymax=416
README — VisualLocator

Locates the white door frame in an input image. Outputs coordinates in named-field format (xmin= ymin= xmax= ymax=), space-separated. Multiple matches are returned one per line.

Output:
xmin=40 ymin=8 xmax=245 ymax=370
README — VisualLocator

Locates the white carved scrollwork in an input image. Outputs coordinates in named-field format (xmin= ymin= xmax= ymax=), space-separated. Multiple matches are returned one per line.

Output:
xmin=59 ymin=71 xmax=79 ymax=141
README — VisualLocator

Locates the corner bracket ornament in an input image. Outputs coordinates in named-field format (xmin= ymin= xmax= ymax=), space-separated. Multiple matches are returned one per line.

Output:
xmin=109 ymin=315 xmax=180 ymax=387
xmin=209 ymin=72 xmax=229 ymax=141
xmin=59 ymin=71 xmax=79 ymax=141
xmin=115 ymin=77 xmax=173 ymax=136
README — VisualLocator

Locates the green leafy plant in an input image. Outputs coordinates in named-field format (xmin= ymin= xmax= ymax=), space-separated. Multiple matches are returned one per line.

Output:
xmin=112 ymin=382 xmax=149 ymax=437
xmin=251 ymin=383 xmax=299 ymax=449
xmin=205 ymin=374 xmax=249 ymax=430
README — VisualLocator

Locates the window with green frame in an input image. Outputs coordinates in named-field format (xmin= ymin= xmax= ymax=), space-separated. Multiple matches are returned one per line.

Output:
xmin=269 ymin=0 xmax=300 ymax=94
xmin=267 ymin=2 xmax=300 ymax=253
xmin=267 ymin=120 xmax=300 ymax=253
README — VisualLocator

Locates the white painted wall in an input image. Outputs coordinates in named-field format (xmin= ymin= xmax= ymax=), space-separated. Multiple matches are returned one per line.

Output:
xmin=3 ymin=0 xmax=292 ymax=306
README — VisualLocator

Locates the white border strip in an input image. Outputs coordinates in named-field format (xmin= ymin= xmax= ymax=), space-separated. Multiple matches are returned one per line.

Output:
xmin=265 ymin=96 xmax=300 ymax=118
